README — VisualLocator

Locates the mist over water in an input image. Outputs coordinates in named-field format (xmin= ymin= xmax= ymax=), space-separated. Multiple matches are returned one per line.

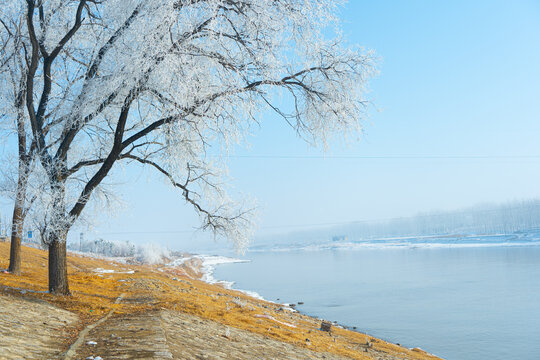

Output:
xmin=214 ymin=240 xmax=540 ymax=360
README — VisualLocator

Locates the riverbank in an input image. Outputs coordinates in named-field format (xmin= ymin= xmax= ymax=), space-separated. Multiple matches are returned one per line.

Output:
xmin=0 ymin=242 xmax=441 ymax=359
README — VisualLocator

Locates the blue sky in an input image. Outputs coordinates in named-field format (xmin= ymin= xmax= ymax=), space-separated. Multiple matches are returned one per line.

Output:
xmin=2 ymin=0 xmax=540 ymax=251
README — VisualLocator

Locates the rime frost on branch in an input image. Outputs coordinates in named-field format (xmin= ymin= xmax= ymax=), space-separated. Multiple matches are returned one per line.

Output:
xmin=0 ymin=0 xmax=376 ymax=250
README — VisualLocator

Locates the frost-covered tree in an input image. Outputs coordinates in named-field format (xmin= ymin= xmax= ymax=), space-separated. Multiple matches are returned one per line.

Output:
xmin=0 ymin=6 xmax=36 ymax=275
xmin=0 ymin=0 xmax=375 ymax=294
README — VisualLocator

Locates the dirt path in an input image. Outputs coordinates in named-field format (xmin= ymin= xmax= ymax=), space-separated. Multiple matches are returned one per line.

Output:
xmin=0 ymin=292 xmax=350 ymax=360
xmin=0 ymin=292 xmax=432 ymax=360
xmin=0 ymin=293 xmax=79 ymax=360
xmin=72 ymin=309 xmax=351 ymax=360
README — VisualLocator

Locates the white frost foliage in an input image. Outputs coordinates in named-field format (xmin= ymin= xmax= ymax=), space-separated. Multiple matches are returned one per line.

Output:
xmin=136 ymin=243 xmax=171 ymax=265
xmin=0 ymin=0 xmax=376 ymax=251
xmin=72 ymin=238 xmax=136 ymax=257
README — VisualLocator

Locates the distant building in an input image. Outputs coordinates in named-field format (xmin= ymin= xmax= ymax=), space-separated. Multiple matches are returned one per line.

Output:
xmin=332 ymin=235 xmax=348 ymax=242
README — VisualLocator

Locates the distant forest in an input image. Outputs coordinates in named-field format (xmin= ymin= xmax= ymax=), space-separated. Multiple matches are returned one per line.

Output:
xmin=254 ymin=199 xmax=540 ymax=248
xmin=342 ymin=199 xmax=540 ymax=239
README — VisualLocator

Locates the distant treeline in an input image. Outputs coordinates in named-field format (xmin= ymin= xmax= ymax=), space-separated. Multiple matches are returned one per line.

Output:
xmin=343 ymin=199 xmax=540 ymax=239
xmin=0 ymin=225 xmax=169 ymax=262
xmin=67 ymin=238 xmax=170 ymax=264
xmin=253 ymin=199 xmax=540 ymax=248
xmin=68 ymin=238 xmax=137 ymax=257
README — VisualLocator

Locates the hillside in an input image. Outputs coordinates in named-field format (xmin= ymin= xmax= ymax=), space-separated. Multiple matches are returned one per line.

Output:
xmin=0 ymin=242 xmax=441 ymax=360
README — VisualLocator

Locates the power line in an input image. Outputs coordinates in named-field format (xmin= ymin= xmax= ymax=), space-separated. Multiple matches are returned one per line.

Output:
xmin=221 ymin=154 xmax=540 ymax=160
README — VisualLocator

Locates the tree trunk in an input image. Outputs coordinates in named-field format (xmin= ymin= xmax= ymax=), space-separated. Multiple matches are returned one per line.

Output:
xmin=8 ymin=204 xmax=24 ymax=275
xmin=9 ymin=85 xmax=29 ymax=275
xmin=8 ymin=167 xmax=28 ymax=275
xmin=48 ymin=237 xmax=70 ymax=295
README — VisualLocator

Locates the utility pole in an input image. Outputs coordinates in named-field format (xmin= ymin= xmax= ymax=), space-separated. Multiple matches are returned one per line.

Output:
xmin=0 ymin=215 xmax=4 ymax=241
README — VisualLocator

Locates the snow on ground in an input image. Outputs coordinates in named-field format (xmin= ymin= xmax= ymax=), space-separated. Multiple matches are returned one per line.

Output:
xmin=166 ymin=255 xmax=247 ymax=283
xmin=165 ymin=255 xmax=269 ymax=300
xmin=93 ymin=268 xmax=135 ymax=274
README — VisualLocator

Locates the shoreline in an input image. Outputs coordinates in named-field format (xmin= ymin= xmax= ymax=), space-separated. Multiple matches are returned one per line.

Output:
xmin=185 ymin=252 xmax=432 ymax=354
xmin=164 ymin=252 xmax=443 ymax=359
xmin=0 ymin=242 xmax=442 ymax=360
xmin=184 ymin=254 xmax=268 ymax=301
xmin=200 ymin=254 xmax=430 ymax=353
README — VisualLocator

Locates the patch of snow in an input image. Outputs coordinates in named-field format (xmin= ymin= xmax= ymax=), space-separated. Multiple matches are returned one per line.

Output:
xmin=166 ymin=254 xmax=269 ymax=301
xmin=238 ymin=289 xmax=265 ymax=301
xmin=254 ymin=314 xmax=296 ymax=328
xmin=198 ymin=255 xmax=248 ymax=284
xmin=93 ymin=268 xmax=134 ymax=274
xmin=94 ymin=268 xmax=115 ymax=274
xmin=4 ymin=286 xmax=48 ymax=294
xmin=165 ymin=254 xmax=248 ymax=283
xmin=197 ymin=256 xmax=270 ymax=302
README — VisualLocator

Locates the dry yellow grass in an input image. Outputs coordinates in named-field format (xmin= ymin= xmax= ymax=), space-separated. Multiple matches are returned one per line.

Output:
xmin=0 ymin=242 xmax=441 ymax=360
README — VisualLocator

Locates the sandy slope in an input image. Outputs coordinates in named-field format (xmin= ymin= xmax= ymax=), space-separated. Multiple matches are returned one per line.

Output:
xmin=0 ymin=296 xmax=416 ymax=360
xmin=0 ymin=293 xmax=78 ymax=359
xmin=71 ymin=309 xmax=353 ymax=360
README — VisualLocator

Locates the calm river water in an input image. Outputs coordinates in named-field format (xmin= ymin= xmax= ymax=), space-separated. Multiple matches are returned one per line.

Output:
xmin=214 ymin=246 xmax=540 ymax=360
